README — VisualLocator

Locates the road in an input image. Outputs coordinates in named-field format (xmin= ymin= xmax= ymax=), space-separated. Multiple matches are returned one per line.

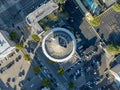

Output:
xmin=35 ymin=47 xmax=69 ymax=90
xmin=0 ymin=0 xmax=49 ymax=28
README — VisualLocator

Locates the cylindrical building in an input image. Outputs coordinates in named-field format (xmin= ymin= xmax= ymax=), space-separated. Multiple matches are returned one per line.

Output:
xmin=42 ymin=28 xmax=76 ymax=62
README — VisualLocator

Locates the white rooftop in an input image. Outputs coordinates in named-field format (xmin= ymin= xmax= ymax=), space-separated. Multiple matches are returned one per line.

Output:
xmin=0 ymin=31 xmax=15 ymax=60
xmin=26 ymin=1 xmax=58 ymax=24
xmin=0 ymin=32 xmax=10 ymax=55
xmin=25 ymin=1 xmax=58 ymax=36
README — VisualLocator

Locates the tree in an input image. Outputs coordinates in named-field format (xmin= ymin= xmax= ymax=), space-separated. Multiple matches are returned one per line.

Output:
xmin=58 ymin=4 xmax=63 ymax=12
xmin=32 ymin=66 xmax=40 ymax=75
xmin=112 ymin=2 xmax=120 ymax=12
xmin=88 ymin=16 xmax=100 ymax=27
xmin=85 ymin=13 xmax=100 ymax=27
xmin=23 ymin=54 xmax=31 ymax=61
xmin=57 ymin=67 xmax=64 ymax=75
xmin=9 ymin=31 xmax=17 ymax=41
xmin=57 ymin=0 xmax=64 ymax=4
xmin=68 ymin=82 xmax=74 ymax=89
xmin=32 ymin=34 xmax=40 ymax=42
xmin=42 ymin=78 xmax=51 ymax=87
xmin=16 ymin=42 xmax=23 ymax=50
xmin=45 ymin=26 xmax=51 ymax=32
xmin=106 ymin=44 xmax=120 ymax=55
xmin=48 ymin=60 xmax=57 ymax=64
xmin=48 ymin=13 xmax=58 ymax=21
xmin=76 ymin=35 xmax=81 ymax=42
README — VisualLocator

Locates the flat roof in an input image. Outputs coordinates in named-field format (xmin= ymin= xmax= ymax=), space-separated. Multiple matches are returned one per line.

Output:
xmin=25 ymin=0 xmax=58 ymax=36
xmin=0 ymin=32 xmax=10 ymax=55
xmin=111 ymin=64 xmax=120 ymax=74
xmin=26 ymin=1 xmax=58 ymax=25
xmin=95 ymin=8 xmax=120 ymax=45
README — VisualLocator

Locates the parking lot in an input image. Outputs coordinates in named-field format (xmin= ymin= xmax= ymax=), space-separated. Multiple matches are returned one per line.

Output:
xmin=0 ymin=50 xmax=35 ymax=90
xmin=96 ymin=8 xmax=120 ymax=45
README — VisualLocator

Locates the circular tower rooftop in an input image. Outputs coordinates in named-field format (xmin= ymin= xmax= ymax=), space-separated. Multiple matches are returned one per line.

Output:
xmin=42 ymin=28 xmax=76 ymax=62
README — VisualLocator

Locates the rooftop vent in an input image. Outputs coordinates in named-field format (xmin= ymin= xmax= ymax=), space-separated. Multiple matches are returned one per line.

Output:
xmin=0 ymin=40 xmax=5 ymax=46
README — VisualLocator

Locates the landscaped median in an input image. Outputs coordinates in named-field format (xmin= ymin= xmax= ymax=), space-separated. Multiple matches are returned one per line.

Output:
xmin=112 ymin=2 xmax=120 ymax=12
xmin=85 ymin=12 xmax=100 ymax=27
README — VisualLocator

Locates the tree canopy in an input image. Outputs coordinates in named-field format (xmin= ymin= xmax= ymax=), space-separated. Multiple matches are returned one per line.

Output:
xmin=106 ymin=44 xmax=120 ymax=55
xmin=56 ymin=0 xmax=64 ymax=4
xmin=32 ymin=34 xmax=40 ymax=42
xmin=48 ymin=13 xmax=58 ymax=21
xmin=88 ymin=16 xmax=100 ymax=27
xmin=16 ymin=43 xmax=23 ymax=50
xmin=32 ymin=66 xmax=40 ymax=75
xmin=45 ymin=26 xmax=51 ymax=32
xmin=9 ymin=32 xmax=17 ymax=41
xmin=85 ymin=13 xmax=100 ymax=27
xmin=57 ymin=67 xmax=64 ymax=75
xmin=23 ymin=54 xmax=31 ymax=61
xmin=68 ymin=82 xmax=74 ymax=89
xmin=112 ymin=2 xmax=120 ymax=12
xmin=42 ymin=78 xmax=51 ymax=87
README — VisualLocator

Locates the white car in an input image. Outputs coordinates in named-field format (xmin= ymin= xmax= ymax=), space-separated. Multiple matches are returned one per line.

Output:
xmin=30 ymin=84 xmax=34 ymax=87
xmin=19 ymin=82 xmax=23 ymax=87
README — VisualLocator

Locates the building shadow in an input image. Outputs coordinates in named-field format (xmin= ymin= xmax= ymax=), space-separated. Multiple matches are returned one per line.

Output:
xmin=108 ymin=31 xmax=120 ymax=46
xmin=0 ymin=79 xmax=13 ymax=90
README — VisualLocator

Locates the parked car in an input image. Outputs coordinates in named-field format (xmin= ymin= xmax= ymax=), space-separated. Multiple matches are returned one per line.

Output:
xmin=7 ymin=78 xmax=11 ymax=82
xmin=18 ymin=82 xmax=24 ymax=87
xmin=12 ymin=78 xmax=16 ymax=82
xmin=7 ymin=61 xmax=14 ymax=69
xmin=0 ymin=67 xmax=7 ymax=73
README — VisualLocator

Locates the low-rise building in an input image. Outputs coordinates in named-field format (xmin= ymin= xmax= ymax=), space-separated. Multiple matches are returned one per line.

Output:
xmin=26 ymin=0 xmax=58 ymax=36
xmin=0 ymin=30 xmax=15 ymax=61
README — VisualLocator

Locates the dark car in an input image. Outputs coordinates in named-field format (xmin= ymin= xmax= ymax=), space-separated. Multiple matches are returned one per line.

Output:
xmin=16 ymin=55 xmax=21 ymax=62
xmin=12 ymin=78 xmax=16 ymax=82
xmin=0 ymin=67 xmax=7 ymax=73
xmin=7 ymin=61 xmax=14 ymax=69
xmin=21 ymin=70 xmax=25 ymax=75
xmin=7 ymin=78 xmax=11 ymax=82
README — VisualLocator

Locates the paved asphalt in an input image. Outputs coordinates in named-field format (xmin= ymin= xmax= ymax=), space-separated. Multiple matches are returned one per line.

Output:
xmin=95 ymin=8 xmax=120 ymax=45
xmin=0 ymin=0 xmax=49 ymax=28
xmin=35 ymin=47 xmax=69 ymax=90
